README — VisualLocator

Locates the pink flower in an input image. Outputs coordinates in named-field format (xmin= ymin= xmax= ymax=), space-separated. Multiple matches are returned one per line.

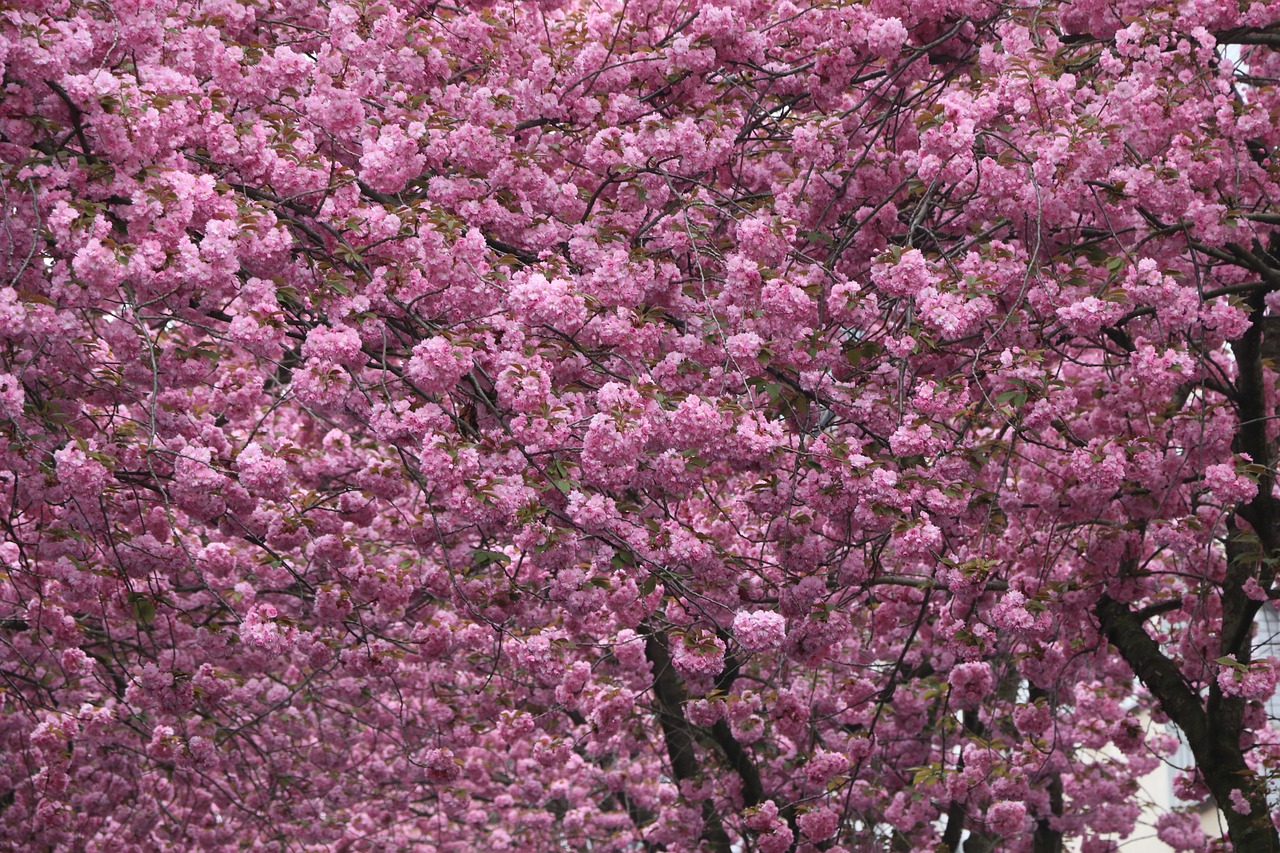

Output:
xmin=733 ymin=610 xmax=786 ymax=651
xmin=147 ymin=725 xmax=177 ymax=762
xmin=671 ymin=631 xmax=725 ymax=679
xmin=797 ymin=806 xmax=840 ymax=840
xmin=950 ymin=662 xmax=994 ymax=709
xmin=423 ymin=747 xmax=460 ymax=783
xmin=508 ymin=272 xmax=587 ymax=330
xmin=1204 ymin=462 xmax=1258 ymax=505
xmin=582 ymin=414 xmax=646 ymax=489
xmin=987 ymin=801 xmax=1026 ymax=835
xmin=1216 ymin=658 xmax=1278 ymax=701
xmin=181 ymin=735 xmax=217 ymax=770
xmin=0 ymin=372 xmax=23 ymax=419
xmin=686 ymin=698 xmax=724 ymax=725
xmin=866 ymin=16 xmax=908 ymax=56
xmin=1130 ymin=344 xmax=1193 ymax=396
xmin=611 ymin=629 xmax=647 ymax=670
xmin=991 ymin=590 xmax=1036 ymax=632
xmin=1243 ymin=577 xmax=1270 ymax=602
xmin=893 ymin=518 xmax=943 ymax=559
xmin=725 ymin=331 xmax=764 ymax=361
xmin=236 ymin=443 xmax=289 ymax=501
xmin=758 ymin=828 xmax=794 ymax=853
xmin=405 ymin=336 xmax=471 ymax=394
xmin=360 ymin=123 xmax=426 ymax=193
xmin=60 ymin=648 xmax=90 ymax=675
xmin=240 ymin=603 xmax=297 ymax=655
xmin=746 ymin=800 xmax=785 ymax=832
xmin=566 ymin=491 xmax=619 ymax=531
xmin=1056 ymin=296 xmax=1125 ymax=336
xmin=874 ymin=248 xmax=933 ymax=297
xmin=302 ymin=325 xmax=365 ymax=368
xmin=888 ymin=423 xmax=935 ymax=456
xmin=72 ymin=238 xmax=126 ymax=295
xmin=1013 ymin=702 xmax=1052 ymax=737
xmin=54 ymin=444 xmax=111 ymax=497
xmin=1156 ymin=812 xmax=1206 ymax=850
xmin=805 ymin=750 xmax=848 ymax=785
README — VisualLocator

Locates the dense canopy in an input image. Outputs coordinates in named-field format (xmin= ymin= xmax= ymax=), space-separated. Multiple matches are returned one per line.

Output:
xmin=4 ymin=0 xmax=1280 ymax=849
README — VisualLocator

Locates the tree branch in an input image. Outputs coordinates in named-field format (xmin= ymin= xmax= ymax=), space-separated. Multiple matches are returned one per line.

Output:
xmin=644 ymin=627 xmax=734 ymax=853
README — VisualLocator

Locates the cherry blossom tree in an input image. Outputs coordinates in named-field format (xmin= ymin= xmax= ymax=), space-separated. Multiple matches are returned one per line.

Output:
xmin=4 ymin=0 xmax=1280 ymax=849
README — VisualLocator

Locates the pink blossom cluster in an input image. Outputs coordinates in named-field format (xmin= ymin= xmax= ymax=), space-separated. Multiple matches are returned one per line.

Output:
xmin=732 ymin=610 xmax=786 ymax=651
xmin=239 ymin=603 xmax=297 ymax=656
xmin=671 ymin=631 xmax=726 ymax=680
xmin=2 ymin=0 xmax=1280 ymax=849
xmin=1216 ymin=657 xmax=1279 ymax=701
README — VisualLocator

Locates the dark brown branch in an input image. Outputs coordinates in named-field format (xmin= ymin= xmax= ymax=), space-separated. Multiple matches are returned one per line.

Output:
xmin=1028 ymin=686 xmax=1064 ymax=853
xmin=45 ymin=79 xmax=96 ymax=161
xmin=643 ymin=628 xmax=733 ymax=853
xmin=1217 ymin=27 xmax=1280 ymax=46
xmin=708 ymin=720 xmax=763 ymax=809
xmin=942 ymin=711 xmax=985 ymax=851
xmin=1132 ymin=599 xmax=1184 ymax=622
xmin=1096 ymin=595 xmax=1207 ymax=749
xmin=1096 ymin=594 xmax=1278 ymax=850
xmin=482 ymin=235 xmax=540 ymax=266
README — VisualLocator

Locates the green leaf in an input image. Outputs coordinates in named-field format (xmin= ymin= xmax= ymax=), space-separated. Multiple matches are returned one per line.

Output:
xmin=472 ymin=549 xmax=511 ymax=567
xmin=843 ymin=341 xmax=882 ymax=368
xmin=131 ymin=596 xmax=156 ymax=627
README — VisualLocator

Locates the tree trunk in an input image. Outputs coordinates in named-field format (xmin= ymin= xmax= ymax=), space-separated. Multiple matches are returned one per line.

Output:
xmin=644 ymin=628 xmax=734 ymax=853
xmin=1096 ymin=595 xmax=1279 ymax=852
